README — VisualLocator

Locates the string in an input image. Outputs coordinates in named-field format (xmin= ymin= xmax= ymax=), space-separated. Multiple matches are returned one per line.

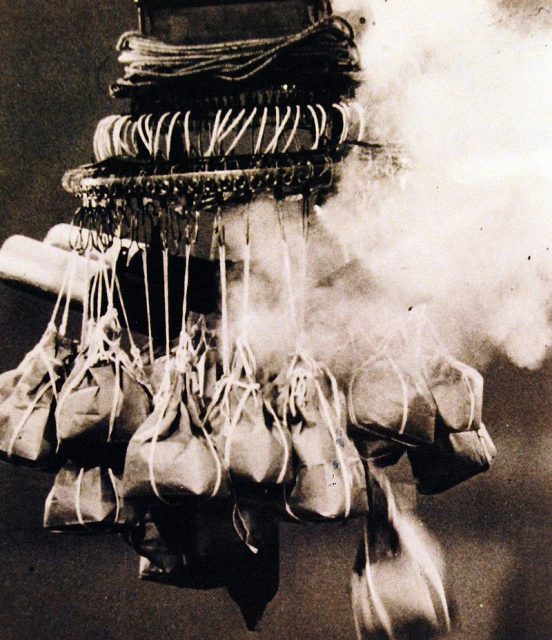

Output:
xmin=153 ymin=111 xmax=172 ymax=158
xmin=217 ymin=219 xmax=230 ymax=376
xmin=205 ymin=109 xmax=222 ymax=157
xmin=48 ymin=254 xmax=73 ymax=330
xmin=183 ymin=110 xmax=191 ymax=154
xmin=75 ymin=467 xmax=87 ymax=527
xmin=224 ymin=106 xmax=257 ymax=156
xmin=298 ymin=194 xmax=311 ymax=347
xmin=241 ymin=211 xmax=251 ymax=339
xmin=141 ymin=250 xmax=155 ymax=365
xmin=81 ymin=249 xmax=91 ymax=345
xmin=316 ymin=103 xmax=327 ymax=142
xmin=307 ymin=104 xmax=321 ymax=150
xmin=162 ymin=247 xmax=170 ymax=357
xmin=254 ymin=107 xmax=268 ymax=154
xmin=282 ymin=105 xmax=302 ymax=153
xmin=333 ymin=103 xmax=348 ymax=144
xmin=59 ymin=251 xmax=77 ymax=338
xmin=179 ymin=243 xmax=191 ymax=345
xmin=166 ymin=110 xmax=182 ymax=159
xmin=276 ymin=202 xmax=298 ymax=338
xmin=214 ymin=108 xmax=234 ymax=155
xmin=107 ymin=468 xmax=122 ymax=525
xmin=217 ymin=108 xmax=246 ymax=146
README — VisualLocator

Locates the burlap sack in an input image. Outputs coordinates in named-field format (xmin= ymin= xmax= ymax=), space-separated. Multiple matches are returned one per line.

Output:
xmin=123 ymin=367 xmax=229 ymax=501
xmin=206 ymin=339 xmax=292 ymax=485
xmin=348 ymin=353 xmax=436 ymax=447
xmin=424 ymin=355 xmax=484 ymax=431
xmin=44 ymin=461 xmax=136 ymax=531
xmin=0 ymin=325 xmax=74 ymax=465
xmin=407 ymin=423 xmax=496 ymax=494
xmin=277 ymin=355 xmax=368 ymax=521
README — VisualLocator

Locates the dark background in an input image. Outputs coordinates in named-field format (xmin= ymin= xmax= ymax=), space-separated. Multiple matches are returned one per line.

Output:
xmin=0 ymin=2 xmax=551 ymax=638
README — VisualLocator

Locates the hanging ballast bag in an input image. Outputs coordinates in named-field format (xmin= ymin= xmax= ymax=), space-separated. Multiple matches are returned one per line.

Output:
xmin=56 ymin=309 xmax=151 ymax=445
xmin=207 ymin=338 xmax=292 ymax=486
xmin=407 ymin=422 xmax=496 ymax=495
xmin=423 ymin=354 xmax=484 ymax=432
xmin=351 ymin=472 xmax=453 ymax=640
xmin=348 ymin=351 xmax=437 ymax=448
xmin=0 ymin=259 xmax=77 ymax=466
xmin=276 ymin=353 xmax=368 ymax=521
xmin=43 ymin=461 xmax=136 ymax=532
xmin=123 ymin=364 xmax=229 ymax=502
xmin=55 ymin=264 xmax=152 ymax=447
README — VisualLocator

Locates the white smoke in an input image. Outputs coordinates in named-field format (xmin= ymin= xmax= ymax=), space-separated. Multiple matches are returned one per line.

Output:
xmin=321 ymin=0 xmax=552 ymax=370
xmin=225 ymin=0 xmax=552 ymax=374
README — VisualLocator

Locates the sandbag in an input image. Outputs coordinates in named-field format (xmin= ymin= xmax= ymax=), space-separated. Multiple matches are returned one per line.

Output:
xmin=0 ymin=324 xmax=74 ymax=465
xmin=351 ymin=473 xmax=453 ymax=640
xmin=276 ymin=353 xmax=368 ymax=521
xmin=44 ymin=461 xmax=136 ymax=532
xmin=56 ymin=310 xmax=151 ymax=445
xmin=208 ymin=339 xmax=292 ymax=485
xmin=348 ymin=353 xmax=436 ymax=447
xmin=424 ymin=354 xmax=484 ymax=431
xmin=407 ymin=423 xmax=496 ymax=495
xmin=123 ymin=366 xmax=229 ymax=501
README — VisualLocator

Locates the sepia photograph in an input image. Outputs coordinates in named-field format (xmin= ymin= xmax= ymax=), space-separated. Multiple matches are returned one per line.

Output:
xmin=0 ymin=1 xmax=550 ymax=638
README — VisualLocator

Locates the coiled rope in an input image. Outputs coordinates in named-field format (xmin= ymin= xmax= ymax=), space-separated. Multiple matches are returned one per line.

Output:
xmin=113 ymin=16 xmax=359 ymax=91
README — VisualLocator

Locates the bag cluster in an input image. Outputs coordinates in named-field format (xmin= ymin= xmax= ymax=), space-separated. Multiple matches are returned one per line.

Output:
xmin=0 ymin=255 xmax=496 ymax=636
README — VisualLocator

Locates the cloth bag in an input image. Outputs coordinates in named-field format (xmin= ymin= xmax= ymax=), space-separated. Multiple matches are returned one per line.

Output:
xmin=56 ymin=309 xmax=152 ymax=445
xmin=207 ymin=338 xmax=292 ymax=485
xmin=0 ymin=255 xmax=78 ymax=466
xmin=123 ymin=364 xmax=229 ymax=501
xmin=351 ymin=472 xmax=453 ymax=640
xmin=407 ymin=423 xmax=496 ymax=494
xmin=44 ymin=461 xmax=136 ymax=532
xmin=275 ymin=353 xmax=368 ymax=521
xmin=423 ymin=354 xmax=484 ymax=431
xmin=348 ymin=352 xmax=436 ymax=447
xmin=0 ymin=325 xmax=74 ymax=465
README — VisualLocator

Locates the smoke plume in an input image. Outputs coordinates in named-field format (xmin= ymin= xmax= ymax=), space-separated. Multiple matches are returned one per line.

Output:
xmin=226 ymin=0 xmax=552 ymax=374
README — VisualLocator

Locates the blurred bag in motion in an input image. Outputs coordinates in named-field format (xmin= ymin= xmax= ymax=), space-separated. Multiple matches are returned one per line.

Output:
xmin=351 ymin=470 xmax=453 ymax=640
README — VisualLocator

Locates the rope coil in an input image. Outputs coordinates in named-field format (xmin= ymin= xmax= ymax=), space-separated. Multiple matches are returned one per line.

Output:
xmin=112 ymin=16 xmax=359 ymax=91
